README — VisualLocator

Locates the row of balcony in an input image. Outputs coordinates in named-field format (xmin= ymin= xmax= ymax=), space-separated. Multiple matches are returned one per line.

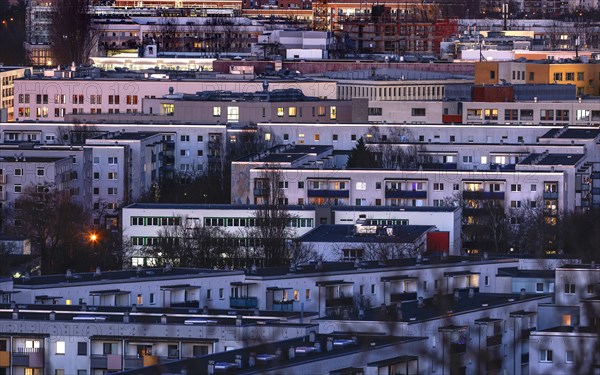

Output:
xmin=91 ymin=354 xmax=180 ymax=370
xmin=0 ymin=349 xmax=44 ymax=368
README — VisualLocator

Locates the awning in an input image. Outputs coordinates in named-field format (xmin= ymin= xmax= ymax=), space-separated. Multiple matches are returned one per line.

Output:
xmin=266 ymin=286 xmax=293 ymax=291
xmin=89 ymin=289 xmax=131 ymax=296
xmin=444 ymin=271 xmax=480 ymax=277
xmin=316 ymin=280 xmax=354 ymax=287
xmin=160 ymin=284 xmax=200 ymax=290
xmin=381 ymin=275 xmax=418 ymax=282
xmin=34 ymin=295 xmax=62 ymax=301
xmin=367 ymin=355 xmax=419 ymax=367
xmin=230 ymin=282 xmax=257 ymax=286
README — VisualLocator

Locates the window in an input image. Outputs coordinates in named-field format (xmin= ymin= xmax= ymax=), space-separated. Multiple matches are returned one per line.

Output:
xmin=531 ymin=184 xmax=537 ymax=192
xmin=511 ymin=184 xmax=521 ymax=192
xmin=376 ymin=182 xmax=381 ymax=190
xmin=108 ymin=172 xmax=117 ymax=180
xmin=529 ymin=72 xmax=535 ymax=81
xmin=484 ymin=276 xmax=489 ymax=286
xmin=411 ymin=108 xmax=426 ymax=116
xmin=480 ymin=156 xmax=488 ymax=164
xmin=108 ymin=157 xmax=118 ymax=165
xmin=317 ymin=106 xmax=326 ymax=116
xmin=180 ymin=135 xmax=190 ymax=142
xmin=540 ymin=350 xmax=553 ymax=362
xmin=77 ymin=342 xmax=87 ymax=356
xmin=14 ymin=168 xmax=22 ymax=176
xmin=293 ymin=290 xmax=299 ymax=300
xmin=330 ymin=106 xmax=337 ymax=120
xmin=77 ymin=371 xmax=87 ymax=375
xmin=566 ymin=350 xmax=574 ymax=364
xmin=562 ymin=314 xmax=571 ymax=326
xmin=564 ymin=283 xmax=575 ymax=294
xmin=197 ymin=135 xmax=204 ymax=142
xmin=288 ymin=107 xmax=297 ymax=117
xmin=14 ymin=185 xmax=22 ymax=193
xmin=371 ymin=284 xmax=376 ymax=294
xmin=453 ymin=184 xmax=460 ymax=191
xmin=277 ymin=107 xmax=284 ymax=117
xmin=510 ymin=201 xmax=521 ymax=208
xmin=314 ymin=134 xmax=320 ymax=141
xmin=423 ymin=281 xmax=428 ymax=291
xmin=298 ymin=181 xmax=304 ymax=189
xmin=333 ymin=134 xmax=338 ymax=141
xmin=108 ymin=188 xmax=117 ymax=195
xmin=56 ymin=341 xmax=65 ymax=355
xmin=180 ymin=149 xmax=190 ymax=157
xmin=490 ymin=71 xmax=495 ymax=79
xmin=93 ymin=188 xmax=99 ymax=195
xmin=577 ymin=72 xmax=584 ymax=81
xmin=219 ymin=288 xmax=224 ymax=299
xmin=565 ymin=72 xmax=574 ymax=81
xmin=536 ymin=283 xmax=544 ymax=292
xmin=103 ymin=343 xmax=117 ymax=355
xmin=434 ymin=280 xmax=439 ymax=290
xmin=36 ymin=167 xmax=45 ymax=177
xmin=55 ymin=370 xmax=65 ymax=375
xmin=227 ymin=106 xmax=239 ymax=122
xmin=433 ymin=183 xmax=444 ymax=191
xmin=305 ymin=289 xmax=311 ymax=300
xmin=206 ymin=289 xmax=212 ymax=300
xmin=588 ymin=284 xmax=595 ymax=294
xmin=553 ymin=73 xmax=563 ymax=81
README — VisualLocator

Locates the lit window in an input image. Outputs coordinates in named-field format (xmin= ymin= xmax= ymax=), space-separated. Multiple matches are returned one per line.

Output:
xmin=227 ymin=106 xmax=239 ymax=123
xmin=277 ymin=107 xmax=284 ymax=117
xmin=162 ymin=103 xmax=175 ymax=115
xmin=288 ymin=107 xmax=297 ymax=117
xmin=213 ymin=107 xmax=221 ymax=116
xmin=294 ymin=290 xmax=299 ymax=300
xmin=305 ymin=289 xmax=310 ymax=299
xmin=56 ymin=341 xmax=66 ymax=355
xmin=330 ymin=106 xmax=337 ymax=120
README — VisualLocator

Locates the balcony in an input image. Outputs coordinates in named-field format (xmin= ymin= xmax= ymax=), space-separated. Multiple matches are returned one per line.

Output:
xmin=421 ymin=163 xmax=457 ymax=170
xmin=0 ymin=351 xmax=9 ymax=367
xmin=543 ymin=191 xmax=558 ymax=199
xmin=171 ymin=300 xmax=200 ymax=308
xmin=230 ymin=296 xmax=258 ymax=309
xmin=90 ymin=355 xmax=107 ymax=369
xmin=272 ymin=300 xmax=294 ymax=311
xmin=143 ymin=355 xmax=159 ymax=367
xmin=307 ymin=189 xmax=350 ymax=198
xmin=385 ymin=189 xmax=427 ymax=199
xmin=253 ymin=188 xmax=269 ymax=197
xmin=462 ymin=191 xmax=505 ymax=200
xmin=124 ymin=356 xmax=143 ymax=369
xmin=390 ymin=292 xmax=418 ymax=302
xmin=325 ymin=296 xmax=354 ymax=308
xmin=449 ymin=343 xmax=466 ymax=355
xmin=490 ymin=163 xmax=516 ymax=171
xmin=12 ymin=348 xmax=43 ymax=368
xmin=486 ymin=334 xmax=502 ymax=347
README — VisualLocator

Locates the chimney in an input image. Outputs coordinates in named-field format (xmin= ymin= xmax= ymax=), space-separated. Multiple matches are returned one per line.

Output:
xmin=288 ymin=347 xmax=295 ymax=359
xmin=94 ymin=267 xmax=101 ymax=277
xmin=520 ymin=288 xmax=526 ymax=299
xmin=160 ymin=314 xmax=167 ymax=324
xmin=66 ymin=269 xmax=72 ymax=279
xmin=418 ymin=297 xmax=424 ymax=308
xmin=123 ymin=311 xmax=130 ymax=323
xmin=49 ymin=311 xmax=56 ymax=321
xmin=207 ymin=360 xmax=215 ymax=375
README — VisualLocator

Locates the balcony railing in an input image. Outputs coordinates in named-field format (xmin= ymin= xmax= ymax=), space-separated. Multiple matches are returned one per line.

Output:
xmin=543 ymin=191 xmax=559 ymax=199
xmin=272 ymin=300 xmax=294 ymax=311
xmin=486 ymin=334 xmax=502 ymax=347
xmin=230 ymin=296 xmax=258 ymax=309
xmin=325 ymin=296 xmax=354 ymax=308
xmin=449 ymin=343 xmax=466 ymax=355
xmin=307 ymin=189 xmax=350 ymax=198
xmin=90 ymin=355 xmax=108 ymax=369
xmin=462 ymin=191 xmax=505 ymax=200
xmin=390 ymin=292 xmax=418 ymax=302
xmin=253 ymin=188 xmax=269 ymax=197
xmin=171 ymin=300 xmax=200 ymax=308
xmin=385 ymin=189 xmax=427 ymax=199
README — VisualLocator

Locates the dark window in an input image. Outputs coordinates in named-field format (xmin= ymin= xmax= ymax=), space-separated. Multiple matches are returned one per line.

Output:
xmin=77 ymin=342 xmax=87 ymax=356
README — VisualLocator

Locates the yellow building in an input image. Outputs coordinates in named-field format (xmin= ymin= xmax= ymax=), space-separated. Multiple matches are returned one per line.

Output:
xmin=474 ymin=61 xmax=600 ymax=97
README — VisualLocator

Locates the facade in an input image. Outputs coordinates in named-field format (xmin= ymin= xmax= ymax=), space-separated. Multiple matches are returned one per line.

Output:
xmin=474 ymin=61 xmax=600 ymax=97
xmin=0 ymin=67 xmax=28 ymax=122
xmin=13 ymin=74 xmax=337 ymax=122
xmin=141 ymin=88 xmax=367 ymax=125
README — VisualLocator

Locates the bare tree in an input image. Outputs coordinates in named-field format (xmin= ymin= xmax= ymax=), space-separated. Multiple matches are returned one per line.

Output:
xmin=50 ymin=0 xmax=101 ymax=65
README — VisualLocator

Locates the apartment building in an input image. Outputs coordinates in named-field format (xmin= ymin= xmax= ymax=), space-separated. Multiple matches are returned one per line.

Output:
xmin=0 ymin=155 xmax=82 ymax=209
xmin=140 ymin=87 xmax=367 ymax=124
xmin=13 ymin=73 xmax=337 ymax=122
xmin=0 ymin=67 xmax=28 ymax=122
xmin=0 ymin=304 xmax=316 ymax=375
xmin=474 ymin=60 xmax=600 ymax=97
xmin=463 ymin=99 xmax=600 ymax=126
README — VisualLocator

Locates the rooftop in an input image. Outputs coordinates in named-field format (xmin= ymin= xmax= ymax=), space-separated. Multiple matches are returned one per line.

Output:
xmin=299 ymin=224 xmax=434 ymax=244
xmin=496 ymin=267 xmax=555 ymax=279
xmin=0 ymin=156 xmax=68 ymax=163
xmin=540 ymin=128 xmax=600 ymax=140
xmin=115 ymin=333 xmax=426 ymax=375
xmin=319 ymin=291 xmax=552 ymax=323
xmin=90 ymin=132 xmax=161 ymax=141
xmin=168 ymin=88 xmax=328 ymax=102
xmin=519 ymin=153 xmax=584 ymax=166
xmin=12 ymin=267 xmax=242 ymax=288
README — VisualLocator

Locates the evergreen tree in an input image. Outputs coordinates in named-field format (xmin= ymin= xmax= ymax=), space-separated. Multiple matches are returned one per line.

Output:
xmin=346 ymin=137 xmax=378 ymax=168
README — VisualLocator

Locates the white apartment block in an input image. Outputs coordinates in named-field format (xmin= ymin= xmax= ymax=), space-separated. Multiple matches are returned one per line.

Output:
xmin=13 ymin=75 xmax=337 ymax=121
xmin=0 ymin=155 xmax=82 ymax=210
xmin=463 ymin=100 xmax=600 ymax=126
xmin=555 ymin=264 xmax=600 ymax=306
xmin=121 ymin=204 xmax=462 ymax=261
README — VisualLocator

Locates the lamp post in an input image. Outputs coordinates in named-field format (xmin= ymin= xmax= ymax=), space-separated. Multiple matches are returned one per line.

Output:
xmin=89 ymin=232 xmax=99 ymax=255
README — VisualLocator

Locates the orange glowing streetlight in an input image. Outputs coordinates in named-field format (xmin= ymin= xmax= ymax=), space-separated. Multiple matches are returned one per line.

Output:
xmin=89 ymin=232 xmax=99 ymax=255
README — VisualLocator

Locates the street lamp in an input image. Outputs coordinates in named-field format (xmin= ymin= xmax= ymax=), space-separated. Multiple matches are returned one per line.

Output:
xmin=89 ymin=232 xmax=99 ymax=255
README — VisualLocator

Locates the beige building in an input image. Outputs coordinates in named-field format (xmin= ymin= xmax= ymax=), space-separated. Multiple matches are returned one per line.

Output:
xmin=0 ymin=66 xmax=28 ymax=121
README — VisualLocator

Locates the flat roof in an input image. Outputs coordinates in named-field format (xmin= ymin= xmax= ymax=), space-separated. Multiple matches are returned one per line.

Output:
xmin=13 ymin=267 xmax=242 ymax=288
xmin=299 ymin=224 xmax=434 ymax=244
xmin=540 ymin=128 xmax=600 ymax=139
xmin=519 ymin=153 xmax=584 ymax=166
xmin=90 ymin=132 xmax=161 ymax=141
xmin=496 ymin=267 xmax=555 ymax=279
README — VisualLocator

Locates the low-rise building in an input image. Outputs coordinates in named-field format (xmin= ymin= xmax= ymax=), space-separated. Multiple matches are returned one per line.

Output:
xmin=0 ymin=66 xmax=28 ymax=121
